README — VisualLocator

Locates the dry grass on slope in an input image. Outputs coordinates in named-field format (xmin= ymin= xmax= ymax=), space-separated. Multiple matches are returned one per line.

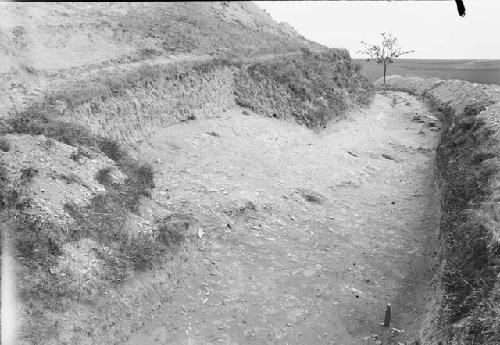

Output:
xmin=0 ymin=2 xmax=319 ymax=74
xmin=0 ymin=2 xmax=322 ymax=117
xmin=235 ymin=48 xmax=374 ymax=129
xmin=0 ymin=109 xmax=187 ymax=343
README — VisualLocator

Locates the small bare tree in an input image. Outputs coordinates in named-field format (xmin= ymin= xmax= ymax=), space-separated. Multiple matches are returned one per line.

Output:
xmin=358 ymin=32 xmax=414 ymax=86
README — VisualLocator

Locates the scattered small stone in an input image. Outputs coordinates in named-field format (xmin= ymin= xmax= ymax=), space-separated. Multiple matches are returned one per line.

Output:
xmin=303 ymin=268 xmax=316 ymax=277
xmin=197 ymin=228 xmax=205 ymax=239
xmin=207 ymin=131 xmax=220 ymax=137
xmin=242 ymin=110 xmax=250 ymax=116
xmin=389 ymin=327 xmax=405 ymax=335
xmin=425 ymin=115 xmax=438 ymax=122
xmin=382 ymin=153 xmax=396 ymax=161
xmin=211 ymin=320 xmax=225 ymax=330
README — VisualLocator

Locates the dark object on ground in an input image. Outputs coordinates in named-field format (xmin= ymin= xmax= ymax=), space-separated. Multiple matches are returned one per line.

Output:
xmin=206 ymin=131 xmax=220 ymax=137
xmin=384 ymin=304 xmax=392 ymax=327
xmin=412 ymin=114 xmax=424 ymax=123
xmin=298 ymin=189 xmax=325 ymax=204
xmin=382 ymin=153 xmax=395 ymax=161
xmin=347 ymin=151 xmax=358 ymax=157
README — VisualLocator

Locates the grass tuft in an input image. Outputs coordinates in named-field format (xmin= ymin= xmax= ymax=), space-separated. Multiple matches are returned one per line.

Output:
xmin=0 ymin=137 xmax=11 ymax=152
xmin=19 ymin=167 xmax=38 ymax=184
xmin=95 ymin=167 xmax=114 ymax=186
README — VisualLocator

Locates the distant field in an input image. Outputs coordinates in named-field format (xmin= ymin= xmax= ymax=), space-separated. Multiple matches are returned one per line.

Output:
xmin=353 ymin=59 xmax=500 ymax=85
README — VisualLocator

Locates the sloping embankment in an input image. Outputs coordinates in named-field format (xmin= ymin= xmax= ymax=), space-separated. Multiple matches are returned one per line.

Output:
xmin=378 ymin=76 xmax=500 ymax=345
xmin=1 ymin=50 xmax=373 ymax=344
xmin=3 ymin=49 xmax=373 ymax=147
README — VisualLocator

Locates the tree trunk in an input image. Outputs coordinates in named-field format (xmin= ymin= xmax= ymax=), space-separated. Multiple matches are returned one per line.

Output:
xmin=383 ymin=63 xmax=387 ymax=86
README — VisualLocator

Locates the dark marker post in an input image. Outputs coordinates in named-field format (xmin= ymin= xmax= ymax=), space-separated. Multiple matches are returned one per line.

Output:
xmin=383 ymin=303 xmax=392 ymax=327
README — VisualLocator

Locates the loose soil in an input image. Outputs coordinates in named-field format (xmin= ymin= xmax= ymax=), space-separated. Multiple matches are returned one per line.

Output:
xmin=123 ymin=91 xmax=440 ymax=345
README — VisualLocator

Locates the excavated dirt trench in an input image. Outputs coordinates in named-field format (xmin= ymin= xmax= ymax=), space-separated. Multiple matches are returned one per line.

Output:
xmin=116 ymin=91 xmax=440 ymax=345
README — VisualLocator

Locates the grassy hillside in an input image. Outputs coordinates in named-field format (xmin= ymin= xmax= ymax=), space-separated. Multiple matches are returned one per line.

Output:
xmin=0 ymin=2 xmax=324 ymax=117
xmin=0 ymin=2 xmax=321 ymax=74
xmin=355 ymin=59 xmax=500 ymax=85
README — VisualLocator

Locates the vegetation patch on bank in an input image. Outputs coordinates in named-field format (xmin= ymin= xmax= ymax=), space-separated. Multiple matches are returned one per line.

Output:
xmin=0 ymin=107 xmax=188 ymax=343
xmin=234 ymin=48 xmax=374 ymax=129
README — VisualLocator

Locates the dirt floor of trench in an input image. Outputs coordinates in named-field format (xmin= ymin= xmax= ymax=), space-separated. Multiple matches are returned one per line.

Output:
xmin=120 ymin=91 xmax=440 ymax=345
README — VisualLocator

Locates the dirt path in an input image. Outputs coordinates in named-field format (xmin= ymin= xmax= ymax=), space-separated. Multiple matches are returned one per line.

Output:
xmin=126 ymin=91 xmax=440 ymax=345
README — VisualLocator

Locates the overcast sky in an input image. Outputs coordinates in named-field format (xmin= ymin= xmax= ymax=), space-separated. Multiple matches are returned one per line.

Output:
xmin=256 ymin=0 xmax=500 ymax=59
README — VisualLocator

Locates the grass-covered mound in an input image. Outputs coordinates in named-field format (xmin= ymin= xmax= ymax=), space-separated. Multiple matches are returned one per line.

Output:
xmin=235 ymin=48 xmax=374 ymax=129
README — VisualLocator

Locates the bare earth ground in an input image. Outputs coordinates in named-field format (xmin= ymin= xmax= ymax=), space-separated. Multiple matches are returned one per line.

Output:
xmin=121 ymin=91 xmax=439 ymax=345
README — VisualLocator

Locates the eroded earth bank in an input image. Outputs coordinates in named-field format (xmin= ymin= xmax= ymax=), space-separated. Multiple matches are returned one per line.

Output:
xmin=381 ymin=76 xmax=500 ymax=345
xmin=121 ymin=91 xmax=440 ymax=345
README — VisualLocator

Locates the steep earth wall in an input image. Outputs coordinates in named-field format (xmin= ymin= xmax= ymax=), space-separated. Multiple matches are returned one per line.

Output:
xmin=5 ymin=50 xmax=373 ymax=148
xmin=377 ymin=76 xmax=500 ymax=345
xmin=48 ymin=63 xmax=238 ymax=146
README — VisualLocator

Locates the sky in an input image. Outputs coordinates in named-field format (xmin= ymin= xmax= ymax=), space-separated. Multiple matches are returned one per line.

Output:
xmin=256 ymin=0 xmax=500 ymax=59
